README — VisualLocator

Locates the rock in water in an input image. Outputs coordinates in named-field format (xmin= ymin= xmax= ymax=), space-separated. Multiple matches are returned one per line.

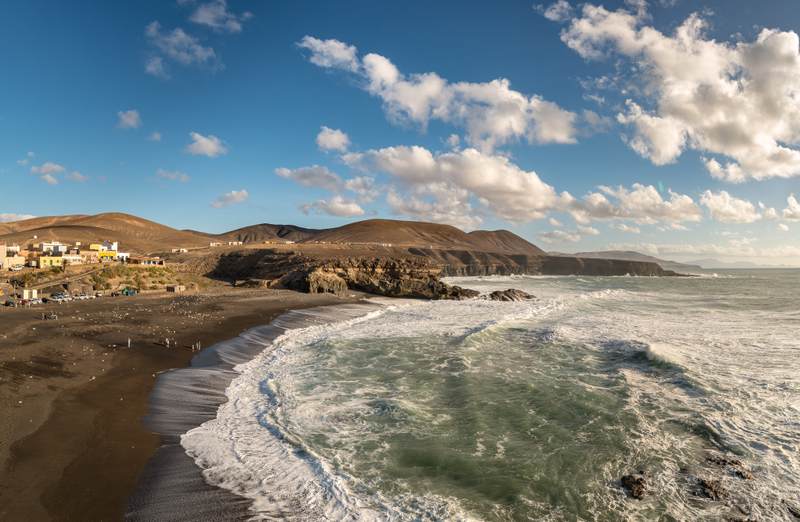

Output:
xmin=706 ymin=454 xmax=753 ymax=480
xmin=621 ymin=473 xmax=647 ymax=499
xmin=486 ymin=288 xmax=536 ymax=301
xmin=694 ymin=477 xmax=726 ymax=500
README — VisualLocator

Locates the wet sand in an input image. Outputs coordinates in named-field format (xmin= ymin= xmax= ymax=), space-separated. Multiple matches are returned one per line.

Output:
xmin=0 ymin=288 xmax=359 ymax=521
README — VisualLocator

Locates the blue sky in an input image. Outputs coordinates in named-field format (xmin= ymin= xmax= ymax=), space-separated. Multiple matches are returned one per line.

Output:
xmin=1 ymin=0 xmax=799 ymax=263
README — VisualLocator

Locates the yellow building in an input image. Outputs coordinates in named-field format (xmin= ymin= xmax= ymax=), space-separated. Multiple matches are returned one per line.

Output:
xmin=89 ymin=243 xmax=103 ymax=251
xmin=98 ymin=251 xmax=117 ymax=261
xmin=39 ymin=256 xmax=64 ymax=268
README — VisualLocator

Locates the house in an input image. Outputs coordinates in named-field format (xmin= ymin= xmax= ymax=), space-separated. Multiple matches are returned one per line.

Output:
xmin=90 ymin=241 xmax=118 ymax=252
xmin=116 ymin=252 xmax=130 ymax=262
xmin=81 ymin=251 xmax=100 ymax=264
xmin=39 ymin=256 xmax=64 ymax=268
xmin=62 ymin=254 xmax=83 ymax=265
xmin=38 ymin=241 xmax=68 ymax=255
xmin=166 ymin=284 xmax=186 ymax=293
xmin=130 ymin=256 xmax=165 ymax=266
xmin=171 ymin=248 xmax=188 ymax=253
xmin=21 ymin=288 xmax=38 ymax=300
xmin=227 ymin=241 xmax=243 ymax=246
xmin=209 ymin=242 xmax=222 ymax=247
xmin=98 ymin=251 xmax=117 ymax=262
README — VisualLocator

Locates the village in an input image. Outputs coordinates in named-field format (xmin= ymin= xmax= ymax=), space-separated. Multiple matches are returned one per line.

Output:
xmin=0 ymin=239 xmax=182 ymax=307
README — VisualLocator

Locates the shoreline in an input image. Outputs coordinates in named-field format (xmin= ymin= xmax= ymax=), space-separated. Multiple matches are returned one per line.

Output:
xmin=0 ymin=288 xmax=362 ymax=521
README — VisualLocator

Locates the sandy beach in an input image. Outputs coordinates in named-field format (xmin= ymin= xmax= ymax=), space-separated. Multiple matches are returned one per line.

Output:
xmin=0 ymin=288 xmax=359 ymax=521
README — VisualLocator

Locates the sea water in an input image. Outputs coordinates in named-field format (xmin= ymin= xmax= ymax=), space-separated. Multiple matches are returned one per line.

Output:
xmin=182 ymin=270 xmax=800 ymax=521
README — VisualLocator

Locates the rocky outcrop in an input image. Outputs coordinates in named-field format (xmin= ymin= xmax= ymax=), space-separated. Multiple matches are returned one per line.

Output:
xmin=210 ymin=250 xmax=478 ymax=300
xmin=486 ymin=289 xmax=536 ymax=301
xmin=621 ymin=473 xmax=647 ymax=499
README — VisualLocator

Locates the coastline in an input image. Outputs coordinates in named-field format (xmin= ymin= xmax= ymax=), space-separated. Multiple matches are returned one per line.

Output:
xmin=0 ymin=288 xmax=362 ymax=521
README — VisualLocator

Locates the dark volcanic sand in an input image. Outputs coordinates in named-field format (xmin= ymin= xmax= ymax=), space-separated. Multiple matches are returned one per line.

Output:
xmin=0 ymin=288 xmax=358 ymax=521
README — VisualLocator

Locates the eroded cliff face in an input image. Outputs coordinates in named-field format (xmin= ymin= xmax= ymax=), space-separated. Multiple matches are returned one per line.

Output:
xmin=207 ymin=248 xmax=677 ymax=300
xmin=209 ymin=250 xmax=478 ymax=300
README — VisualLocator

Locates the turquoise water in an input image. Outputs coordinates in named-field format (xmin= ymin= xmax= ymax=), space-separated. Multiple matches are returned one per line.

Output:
xmin=184 ymin=270 xmax=800 ymax=520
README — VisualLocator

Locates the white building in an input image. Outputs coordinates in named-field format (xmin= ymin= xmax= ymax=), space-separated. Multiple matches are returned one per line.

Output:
xmin=39 ymin=241 xmax=68 ymax=254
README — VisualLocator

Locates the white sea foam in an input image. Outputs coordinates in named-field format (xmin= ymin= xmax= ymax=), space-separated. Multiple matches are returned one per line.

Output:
xmin=181 ymin=272 xmax=800 ymax=521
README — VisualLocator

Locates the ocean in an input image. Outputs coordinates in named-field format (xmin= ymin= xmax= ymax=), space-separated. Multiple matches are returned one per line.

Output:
xmin=180 ymin=270 xmax=800 ymax=521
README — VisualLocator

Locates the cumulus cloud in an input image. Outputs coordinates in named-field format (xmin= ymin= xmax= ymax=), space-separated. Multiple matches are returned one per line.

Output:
xmin=0 ymin=213 xmax=35 ymax=223
xmin=778 ymin=223 xmax=789 ymax=231
xmin=299 ymin=36 xmax=578 ymax=151
xmin=386 ymin=186 xmax=482 ymax=229
xmin=16 ymin=151 xmax=34 ymax=166
xmin=117 ymin=109 xmax=142 ymax=129
xmin=145 ymin=21 xmax=218 ymax=75
xmin=275 ymin=165 xmax=343 ymax=192
xmin=186 ymin=132 xmax=228 ymax=157
xmin=297 ymin=36 xmax=359 ymax=71
xmin=211 ymin=189 xmax=248 ymax=208
xmin=301 ymin=196 xmax=365 ymax=217
xmin=156 ymin=169 xmax=190 ymax=182
xmin=66 ymin=171 xmax=88 ymax=183
xmin=148 ymin=131 xmax=162 ymax=142
xmin=30 ymin=162 xmax=65 ymax=184
xmin=578 ymin=225 xmax=600 ymax=235
xmin=536 ymin=0 xmax=574 ymax=22
xmin=548 ymin=217 xmax=563 ymax=227
xmin=539 ymin=229 xmax=582 ymax=243
xmin=344 ymin=145 xmax=564 ymax=222
xmin=316 ymin=126 xmax=350 ymax=152
xmin=613 ymin=223 xmax=641 ymax=233
xmin=783 ymin=194 xmax=800 ymax=220
xmin=560 ymin=5 xmax=800 ymax=181
xmin=344 ymin=176 xmax=380 ymax=203
xmin=145 ymin=56 xmax=168 ymax=78
xmin=189 ymin=0 xmax=252 ymax=33
xmin=566 ymin=183 xmax=702 ymax=225
xmin=700 ymin=190 xmax=764 ymax=223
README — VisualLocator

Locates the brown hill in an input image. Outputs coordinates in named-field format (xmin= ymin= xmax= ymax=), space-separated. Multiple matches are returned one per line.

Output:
xmin=0 ymin=213 xmax=211 ymax=253
xmin=0 ymin=214 xmax=545 ymax=257
xmin=211 ymin=224 xmax=320 ymax=244
xmin=308 ymin=219 xmax=542 ymax=255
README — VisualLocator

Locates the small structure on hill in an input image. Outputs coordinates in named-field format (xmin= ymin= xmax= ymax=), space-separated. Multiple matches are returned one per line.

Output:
xmin=166 ymin=284 xmax=186 ymax=293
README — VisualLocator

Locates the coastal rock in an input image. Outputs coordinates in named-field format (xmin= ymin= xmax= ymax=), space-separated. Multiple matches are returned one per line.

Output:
xmin=785 ymin=500 xmax=800 ymax=520
xmin=307 ymin=269 xmax=348 ymax=296
xmin=621 ymin=473 xmax=647 ymax=499
xmin=486 ymin=288 xmax=536 ymax=301
xmin=693 ymin=477 xmax=726 ymax=500
xmin=707 ymin=454 xmax=753 ymax=480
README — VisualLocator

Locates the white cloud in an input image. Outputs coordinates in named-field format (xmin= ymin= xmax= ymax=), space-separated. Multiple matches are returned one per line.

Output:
xmin=578 ymin=225 xmax=600 ymax=235
xmin=386 ymin=186 xmax=482 ymax=229
xmin=566 ymin=183 xmax=702 ymax=225
xmin=700 ymin=190 xmax=763 ymax=223
xmin=301 ymin=195 xmax=365 ymax=217
xmin=297 ymin=36 xmax=359 ymax=72
xmin=0 ymin=213 xmax=35 ymax=223
xmin=344 ymin=145 xmax=563 ymax=222
xmin=157 ymin=169 xmax=190 ymax=182
xmin=145 ymin=21 xmax=218 ymax=71
xmin=778 ymin=223 xmax=790 ymax=232
xmin=16 ymin=151 xmax=34 ymax=166
xmin=344 ymin=176 xmax=380 ymax=203
xmin=316 ymin=126 xmax=350 ymax=152
xmin=783 ymin=194 xmax=800 ymax=220
xmin=30 ymin=162 xmax=65 ymax=175
xmin=275 ymin=165 xmax=343 ymax=192
xmin=66 ymin=171 xmax=88 ymax=183
xmin=41 ymin=174 xmax=59 ymax=185
xmin=560 ymin=5 xmax=800 ymax=181
xmin=145 ymin=56 xmax=168 ymax=78
xmin=539 ymin=229 xmax=582 ymax=243
xmin=117 ymin=109 xmax=142 ymax=129
xmin=613 ymin=223 xmax=641 ymax=233
xmin=299 ymin=36 xmax=578 ymax=151
xmin=537 ymin=0 xmax=574 ymax=22
xmin=148 ymin=131 xmax=162 ymax=142
xmin=548 ymin=217 xmax=563 ymax=227
xmin=189 ymin=0 xmax=252 ymax=33
xmin=186 ymin=132 xmax=228 ymax=157
xmin=211 ymin=189 xmax=248 ymax=208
